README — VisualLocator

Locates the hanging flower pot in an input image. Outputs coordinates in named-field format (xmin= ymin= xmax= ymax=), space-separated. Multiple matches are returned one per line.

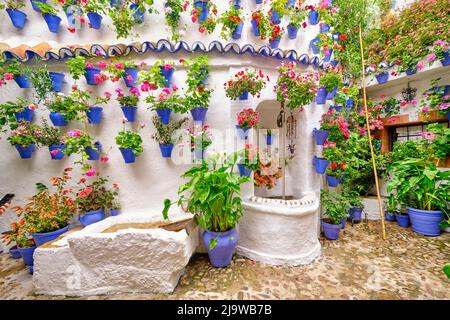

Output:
xmin=194 ymin=1 xmax=209 ymax=22
xmin=17 ymin=246 xmax=36 ymax=266
xmin=194 ymin=149 xmax=205 ymax=159
xmin=287 ymin=25 xmax=298 ymax=39
xmin=119 ymin=148 xmax=137 ymax=164
xmin=123 ymin=68 xmax=139 ymax=87
xmin=156 ymin=108 xmax=172 ymax=125
xmin=87 ymin=12 xmax=102 ymax=29
xmin=251 ymin=19 xmax=260 ymax=37
xmin=255 ymin=0 xmax=262 ymax=3
xmin=270 ymin=10 xmax=281 ymax=25
xmin=159 ymin=66 xmax=175 ymax=88
xmin=266 ymin=134 xmax=273 ymax=145
xmin=308 ymin=11 xmax=319 ymax=25
xmin=330 ymin=60 xmax=339 ymax=67
xmin=310 ymin=37 xmax=320 ymax=54
xmin=202 ymin=229 xmax=238 ymax=268
xmin=316 ymin=86 xmax=328 ymax=104
xmin=329 ymin=105 xmax=342 ymax=112
xmin=313 ymin=128 xmax=329 ymax=145
xmin=326 ymin=175 xmax=340 ymax=188
xmin=441 ymin=51 xmax=450 ymax=66
xmin=375 ymin=71 xmax=389 ymax=84
xmin=42 ymin=13 xmax=62 ymax=33
xmin=232 ymin=0 xmax=241 ymax=9
xmin=384 ymin=210 xmax=397 ymax=222
xmin=286 ymin=0 xmax=295 ymax=7
xmin=79 ymin=209 xmax=105 ymax=227
xmin=314 ymin=157 xmax=329 ymax=174
xmin=320 ymin=23 xmax=330 ymax=33
xmin=346 ymin=98 xmax=354 ymax=108
xmin=236 ymin=125 xmax=250 ymax=140
xmin=326 ymin=86 xmax=337 ymax=100
xmin=395 ymin=213 xmax=410 ymax=228
xmin=110 ymin=209 xmax=121 ymax=216
xmin=323 ymin=49 xmax=333 ymax=63
xmin=9 ymin=246 xmax=21 ymax=259
xmin=49 ymin=144 xmax=65 ymax=160
xmin=14 ymin=74 xmax=30 ymax=88
xmin=190 ymin=107 xmax=208 ymax=122
xmin=49 ymin=72 xmax=65 ymax=92
xmin=130 ymin=4 xmax=145 ymax=23
xmin=407 ymin=207 xmax=444 ymax=236
xmin=84 ymin=67 xmax=101 ymax=85
xmin=405 ymin=67 xmax=417 ymax=76
xmin=239 ymin=90 xmax=249 ymax=100
xmin=159 ymin=143 xmax=174 ymax=158
xmin=30 ymin=0 xmax=46 ymax=12
xmin=32 ymin=225 xmax=69 ymax=247
xmin=85 ymin=142 xmax=102 ymax=160
xmin=15 ymin=107 xmax=34 ymax=122
xmin=232 ymin=22 xmax=244 ymax=40
xmin=6 ymin=9 xmax=28 ymax=29
xmin=15 ymin=144 xmax=36 ymax=159
xmin=121 ymin=106 xmax=138 ymax=122
xmin=350 ymin=206 xmax=363 ymax=222
xmin=49 ymin=112 xmax=68 ymax=126
xmin=86 ymin=107 xmax=103 ymax=124
xmin=321 ymin=220 xmax=342 ymax=240
xmin=110 ymin=0 xmax=122 ymax=6
xmin=237 ymin=164 xmax=252 ymax=177
xmin=269 ymin=37 xmax=281 ymax=49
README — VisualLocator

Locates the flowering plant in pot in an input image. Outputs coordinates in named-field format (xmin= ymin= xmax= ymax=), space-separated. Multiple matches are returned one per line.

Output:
xmin=144 ymin=86 xmax=185 ymax=124
xmin=268 ymin=24 xmax=284 ymax=49
xmin=151 ymin=60 xmax=176 ymax=88
xmin=224 ymin=68 xmax=268 ymax=101
xmin=107 ymin=60 xmax=140 ymax=87
xmin=286 ymin=5 xmax=307 ymax=40
xmin=62 ymin=129 xmax=102 ymax=161
xmin=420 ymin=79 xmax=450 ymax=119
xmin=269 ymin=0 xmax=290 ymax=25
xmin=320 ymin=190 xmax=351 ymax=240
xmin=379 ymin=96 xmax=400 ymax=118
xmin=116 ymin=87 xmax=140 ymax=122
xmin=234 ymin=144 xmax=260 ymax=177
xmin=423 ymin=123 xmax=450 ymax=162
xmin=34 ymin=119 xmax=65 ymax=160
xmin=253 ymin=154 xmax=282 ymax=189
xmin=70 ymin=87 xmax=110 ymax=124
xmin=1 ymin=98 xmax=36 ymax=123
xmin=217 ymin=6 xmax=244 ymax=40
xmin=1 ymin=0 xmax=27 ymax=29
xmin=372 ymin=65 xmax=389 ymax=84
xmin=334 ymin=86 xmax=359 ymax=109
xmin=35 ymin=2 xmax=62 ymax=33
xmin=79 ymin=0 xmax=109 ymax=29
xmin=46 ymin=93 xmax=81 ymax=126
xmin=318 ymin=68 xmax=342 ymax=103
xmin=152 ymin=115 xmax=188 ymax=158
xmin=13 ymin=168 xmax=77 ymax=247
xmin=250 ymin=10 xmax=271 ymax=40
xmin=164 ymin=0 xmax=188 ymax=41
xmin=325 ymin=161 xmax=346 ymax=188
xmin=427 ymin=39 xmax=449 ymax=67
xmin=7 ymin=122 xmax=37 ymax=159
xmin=186 ymin=124 xmax=212 ymax=159
xmin=190 ymin=0 xmax=217 ymax=34
xmin=236 ymin=108 xmax=259 ymax=140
xmin=342 ymin=187 xmax=364 ymax=223
xmin=1 ymin=220 xmax=35 ymax=267
xmin=184 ymin=86 xmax=213 ymax=123
xmin=163 ymin=153 xmax=249 ymax=267
xmin=115 ymin=121 xmax=144 ymax=164
xmin=4 ymin=59 xmax=30 ymax=88
xmin=182 ymin=55 xmax=210 ymax=90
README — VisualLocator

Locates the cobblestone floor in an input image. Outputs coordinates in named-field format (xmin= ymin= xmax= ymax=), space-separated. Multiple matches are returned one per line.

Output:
xmin=1 ymin=221 xmax=449 ymax=300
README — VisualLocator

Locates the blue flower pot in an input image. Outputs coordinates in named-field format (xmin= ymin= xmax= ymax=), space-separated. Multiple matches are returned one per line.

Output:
xmin=441 ymin=51 xmax=450 ymax=66
xmin=314 ymin=157 xmax=329 ymax=174
xmin=351 ymin=206 xmax=363 ymax=222
xmin=405 ymin=67 xmax=417 ymax=76
xmin=14 ymin=74 xmax=30 ymax=88
xmin=323 ymin=49 xmax=333 ymax=62
xmin=255 ymin=0 xmax=262 ymax=3
xmin=130 ymin=4 xmax=145 ymax=23
xmin=326 ymin=175 xmax=340 ymax=188
xmin=15 ymin=107 xmax=34 ymax=122
xmin=266 ymin=134 xmax=272 ymax=145
xmin=86 ymin=107 xmax=103 ymax=124
xmin=110 ymin=209 xmax=121 ymax=216
xmin=85 ymin=143 xmax=102 ymax=160
xmin=156 ymin=108 xmax=172 ymax=125
xmin=15 ymin=144 xmax=35 ymax=159
xmin=194 ymin=1 xmax=208 ymax=23
xmin=286 ymin=0 xmax=295 ymax=6
xmin=202 ymin=229 xmax=238 ymax=268
xmin=330 ymin=60 xmax=339 ymax=67
xmin=43 ymin=13 xmax=62 ymax=33
xmin=316 ymin=86 xmax=327 ymax=104
xmin=79 ymin=209 xmax=105 ymax=227
xmin=232 ymin=22 xmax=244 ymax=40
xmin=110 ymin=0 xmax=122 ymax=6
xmin=17 ymin=246 xmax=36 ymax=266
xmin=49 ymin=72 xmax=65 ymax=92
xmin=49 ymin=112 xmax=68 ymax=126
xmin=84 ymin=67 xmax=100 ymax=85
xmin=320 ymin=23 xmax=330 ymax=33
xmin=330 ymin=105 xmax=342 ymax=112
xmin=160 ymin=66 xmax=174 ymax=88
xmin=190 ymin=107 xmax=208 ymax=122
xmin=6 ymin=9 xmax=27 ymax=29
xmin=123 ymin=68 xmax=139 ymax=87
xmin=341 ymin=218 xmax=347 ymax=229
xmin=407 ymin=207 xmax=444 ymax=236
xmin=395 ymin=213 xmax=410 ymax=228
xmin=49 ymin=144 xmax=65 ymax=160
xmin=9 ymin=246 xmax=21 ymax=259
xmin=384 ymin=210 xmax=396 ymax=222
xmin=321 ymin=221 xmax=342 ymax=240
xmin=232 ymin=0 xmax=241 ymax=10
xmin=239 ymin=90 xmax=249 ymax=100
xmin=326 ymin=86 xmax=337 ymax=100
xmin=87 ymin=12 xmax=102 ymax=29
xmin=120 ymin=148 xmax=137 ymax=164
xmin=308 ymin=11 xmax=319 ymax=25
xmin=30 ymin=0 xmax=46 ymax=12
xmin=269 ymin=38 xmax=281 ymax=49
xmin=287 ymin=25 xmax=298 ymax=39
xmin=121 ymin=106 xmax=137 ymax=122
xmin=251 ymin=20 xmax=260 ymax=37
xmin=159 ymin=143 xmax=174 ymax=158
xmin=346 ymin=98 xmax=354 ymax=108
xmin=375 ymin=71 xmax=389 ymax=84
xmin=310 ymin=37 xmax=320 ymax=54
xmin=32 ymin=225 xmax=69 ymax=247
xmin=270 ymin=10 xmax=281 ymax=25
xmin=447 ymin=112 xmax=450 ymax=121
xmin=236 ymin=125 xmax=250 ymax=140
xmin=313 ymin=128 xmax=329 ymax=145
xmin=237 ymin=164 xmax=252 ymax=177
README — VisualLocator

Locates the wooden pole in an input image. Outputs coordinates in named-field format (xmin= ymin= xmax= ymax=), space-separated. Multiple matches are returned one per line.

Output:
xmin=358 ymin=24 xmax=386 ymax=240
xmin=281 ymin=103 xmax=286 ymax=200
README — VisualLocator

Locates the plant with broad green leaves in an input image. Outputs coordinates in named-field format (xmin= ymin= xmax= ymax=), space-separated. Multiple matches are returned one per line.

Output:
xmin=151 ymin=115 xmax=187 ymax=145
xmin=287 ymin=5 xmax=307 ymax=29
xmin=115 ymin=130 xmax=144 ymax=155
xmin=182 ymin=55 xmax=210 ymax=91
xmin=67 ymin=56 xmax=87 ymax=81
xmin=79 ymin=0 xmax=109 ymax=13
xmin=35 ymin=2 xmax=58 ymax=15
xmin=47 ymin=94 xmax=84 ymax=122
xmin=270 ymin=0 xmax=290 ymax=19
xmin=319 ymin=69 xmax=342 ymax=92
xmin=320 ymin=190 xmax=351 ymax=225
xmin=139 ymin=62 xmax=171 ymax=89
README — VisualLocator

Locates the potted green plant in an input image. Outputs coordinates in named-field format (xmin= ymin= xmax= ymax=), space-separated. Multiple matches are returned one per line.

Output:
xmin=1 ymin=220 xmax=35 ymax=268
xmin=318 ymin=69 xmax=342 ymax=104
xmin=185 ymin=86 xmax=214 ymax=122
xmin=144 ymin=87 xmax=186 ymax=124
xmin=182 ymin=55 xmax=210 ymax=90
xmin=115 ymin=126 xmax=144 ymax=164
xmin=108 ymin=60 xmax=140 ymax=87
xmin=269 ymin=0 xmax=290 ymax=25
xmin=236 ymin=108 xmax=259 ymax=140
xmin=151 ymin=115 xmax=188 ymax=158
xmin=190 ymin=0 xmax=218 ymax=35
xmin=5 ymin=59 xmax=30 ymax=88
xmin=186 ymin=124 xmax=212 ymax=159
xmin=1 ymin=98 xmax=36 ymax=123
xmin=218 ymin=6 xmax=244 ymax=40
xmin=320 ymin=190 xmax=351 ymax=240
xmin=63 ymin=129 xmax=102 ymax=161
xmin=250 ymin=10 xmax=271 ymax=40
xmin=69 ymin=87 xmax=110 ymax=125
xmin=224 ymin=68 xmax=268 ymax=101
xmin=47 ymin=94 xmax=81 ymax=126
xmin=7 ymin=122 xmax=37 ymax=159
xmin=383 ymin=194 xmax=397 ymax=222
xmin=116 ymin=88 xmax=140 ymax=122
xmin=2 ymin=0 xmax=27 ymax=29
xmin=379 ymin=97 xmax=400 ymax=117
xmin=35 ymin=2 xmax=62 ymax=33
xmin=164 ymin=0 xmax=187 ymax=41
xmin=234 ymin=144 xmax=260 ymax=177
xmin=268 ymin=24 xmax=284 ymax=49
xmin=79 ymin=0 xmax=108 ymax=29
xmin=334 ymin=86 xmax=359 ymax=109
xmin=28 ymin=64 xmax=53 ymax=103
xmin=286 ymin=5 xmax=307 ymax=39
xmin=34 ymin=120 xmax=65 ymax=160
xmin=163 ymin=153 xmax=250 ymax=267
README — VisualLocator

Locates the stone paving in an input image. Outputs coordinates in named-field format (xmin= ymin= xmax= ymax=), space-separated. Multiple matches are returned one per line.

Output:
xmin=0 ymin=221 xmax=449 ymax=300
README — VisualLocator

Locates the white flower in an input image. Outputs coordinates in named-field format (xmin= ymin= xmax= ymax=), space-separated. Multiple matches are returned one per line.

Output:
xmin=165 ymin=7 xmax=173 ymax=14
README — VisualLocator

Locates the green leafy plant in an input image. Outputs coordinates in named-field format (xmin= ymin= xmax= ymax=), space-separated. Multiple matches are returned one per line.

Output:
xmin=144 ymin=87 xmax=186 ymax=113
xmin=76 ymin=175 xmax=117 ymax=214
xmin=139 ymin=62 xmax=170 ymax=90
xmin=224 ymin=68 xmax=268 ymax=100
xmin=151 ymin=115 xmax=187 ymax=145
xmin=182 ymin=55 xmax=210 ymax=91
xmin=5 ymin=58 xmax=27 ymax=77
xmin=335 ymin=86 xmax=360 ymax=107
xmin=67 ymin=56 xmax=86 ymax=81
xmin=184 ymin=87 xmax=213 ymax=111
xmin=79 ymin=0 xmax=109 ymax=14
xmin=62 ymin=129 xmax=96 ymax=160
xmin=425 ymin=123 xmax=450 ymax=161
xmin=287 ymin=5 xmax=307 ymax=29
xmin=186 ymin=124 xmax=212 ymax=151
xmin=108 ymin=5 xmax=137 ymax=39
xmin=233 ymin=144 xmax=260 ymax=171
xmin=319 ymin=69 xmax=342 ymax=92
xmin=34 ymin=119 xmax=63 ymax=147
xmin=164 ymin=0 xmax=187 ymax=41
xmin=7 ymin=122 xmax=36 ymax=147
xmin=1 ymin=0 xmax=26 ymax=10
xmin=270 ymin=0 xmax=290 ymax=20
xmin=251 ymin=10 xmax=271 ymax=40
xmin=35 ymin=2 xmax=59 ymax=15
xmin=115 ymin=130 xmax=144 ymax=155
xmin=320 ymin=190 xmax=351 ymax=225
xmin=47 ymin=94 xmax=83 ymax=122
xmin=217 ymin=6 xmax=243 ymax=40
xmin=190 ymin=0 xmax=218 ymax=34
xmin=28 ymin=64 xmax=53 ymax=103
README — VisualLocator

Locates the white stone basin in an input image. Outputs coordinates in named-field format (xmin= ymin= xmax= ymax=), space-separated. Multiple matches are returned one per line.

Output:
xmin=237 ymin=194 xmax=321 ymax=266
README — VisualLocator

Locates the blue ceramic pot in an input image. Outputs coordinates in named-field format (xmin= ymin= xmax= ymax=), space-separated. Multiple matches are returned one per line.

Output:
xmin=340 ymin=218 xmax=347 ymax=229
xmin=14 ymin=74 xmax=30 ymax=88
xmin=120 ymin=148 xmax=137 ymax=164
xmin=330 ymin=105 xmax=342 ymax=112
xmin=160 ymin=66 xmax=174 ymax=88
xmin=156 ymin=108 xmax=172 ymax=125
xmin=266 ymin=134 xmax=273 ymax=145
xmin=32 ymin=225 xmax=69 ymax=247
xmin=159 ymin=143 xmax=174 ymax=158
xmin=321 ymin=221 xmax=342 ymax=240
xmin=323 ymin=49 xmax=333 ymax=62
xmin=270 ymin=10 xmax=281 ymax=25
xmin=375 ymin=71 xmax=389 ymax=84
xmin=87 ymin=12 xmax=102 ymax=29
xmin=86 ymin=107 xmax=103 ymax=124
xmin=346 ymin=98 xmax=354 ymax=108
xmin=123 ymin=68 xmax=139 ymax=87
xmin=251 ymin=20 xmax=260 ymax=37
xmin=395 ymin=213 xmax=410 ymax=228
xmin=326 ymin=86 xmax=337 ymax=100
xmin=232 ymin=0 xmax=242 ymax=7
xmin=17 ymin=246 xmax=36 ymax=266
xmin=49 ymin=72 xmax=65 ymax=92
xmin=15 ymin=107 xmax=34 ymax=122
xmin=313 ymin=129 xmax=329 ymax=145
xmin=237 ymin=164 xmax=252 ymax=177
xmin=269 ymin=38 xmax=281 ymax=49
xmin=190 ymin=107 xmax=208 ymax=122
xmin=405 ymin=67 xmax=417 ymax=76
xmin=314 ymin=157 xmax=329 ymax=174
xmin=15 ymin=144 xmax=35 ymax=159
xmin=351 ymin=206 xmax=363 ymax=222
xmin=287 ymin=25 xmax=298 ymax=39
xmin=7 ymin=9 xmax=27 ymax=29
xmin=310 ymin=37 xmax=320 ymax=54
xmin=320 ymin=23 xmax=330 ymax=33
xmin=84 ymin=67 xmax=100 ymax=85
xmin=202 ymin=229 xmax=238 ymax=268
xmin=239 ymin=90 xmax=249 ymax=100
xmin=85 ymin=143 xmax=102 ymax=160
xmin=326 ymin=175 xmax=340 ymax=188
xmin=255 ymin=0 xmax=262 ymax=3
xmin=49 ymin=112 xmax=68 ymax=126
xmin=9 ymin=246 xmax=22 ymax=259
xmin=384 ymin=210 xmax=396 ymax=222
xmin=407 ymin=207 xmax=444 ymax=236
xmin=308 ymin=11 xmax=319 ymax=25
xmin=121 ymin=106 xmax=137 ymax=122
xmin=79 ymin=209 xmax=105 ymax=227
xmin=441 ymin=51 xmax=450 ymax=66
xmin=232 ymin=22 xmax=244 ymax=40
xmin=236 ymin=125 xmax=250 ymax=140
xmin=43 ymin=13 xmax=62 ymax=33
xmin=316 ymin=86 xmax=327 ymax=104
xmin=30 ymin=0 xmax=46 ymax=12
xmin=194 ymin=1 xmax=208 ymax=23
xmin=110 ymin=210 xmax=121 ymax=216
xmin=130 ymin=4 xmax=145 ymax=23
xmin=49 ymin=145 xmax=65 ymax=160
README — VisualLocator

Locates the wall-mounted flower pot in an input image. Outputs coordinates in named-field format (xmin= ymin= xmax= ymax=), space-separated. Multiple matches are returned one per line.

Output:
xmin=316 ymin=86 xmax=327 ymax=104
xmin=49 ymin=112 xmax=68 ymax=126
xmin=326 ymin=175 xmax=340 ymax=188
xmin=86 ymin=106 xmax=103 ymax=124
xmin=266 ymin=134 xmax=272 ymax=145
xmin=120 ymin=148 xmax=137 ymax=164
xmin=110 ymin=0 xmax=122 ymax=6
xmin=232 ymin=0 xmax=241 ymax=9
xmin=9 ymin=245 xmax=21 ymax=259
xmin=123 ymin=68 xmax=139 ymax=87
xmin=84 ymin=67 xmax=101 ymax=85
xmin=270 ymin=10 xmax=281 ymax=25
xmin=110 ymin=209 xmax=121 ymax=216
xmin=79 ymin=209 xmax=105 ymax=227
xmin=407 ymin=207 xmax=444 ymax=236
xmin=251 ymin=20 xmax=260 ymax=37
xmin=202 ymin=229 xmax=238 ymax=268
xmin=326 ymin=86 xmax=337 ymax=100
xmin=314 ymin=157 xmax=329 ymax=174
xmin=441 ymin=51 xmax=450 ymax=66
xmin=49 ymin=72 xmax=65 ymax=92
xmin=6 ymin=9 xmax=27 ymax=29
xmin=30 ymin=0 xmax=46 ymax=12
xmin=87 ymin=12 xmax=102 ymax=29
xmin=64 ymin=4 xmax=80 ymax=26
xmin=42 ymin=13 xmax=62 ymax=33
xmin=313 ymin=128 xmax=329 ymax=145
xmin=15 ymin=144 xmax=36 ymax=159
xmin=330 ymin=60 xmax=339 ymax=67
xmin=232 ymin=22 xmax=244 ymax=40
xmin=49 ymin=144 xmax=65 ymax=160
xmin=190 ymin=107 xmax=208 ymax=123
xmin=323 ymin=49 xmax=333 ymax=62
xmin=395 ymin=213 xmax=410 ymax=228
xmin=287 ymin=25 xmax=298 ymax=39
xmin=384 ymin=210 xmax=396 ymax=222
xmin=405 ymin=67 xmax=417 ymax=76
xmin=85 ymin=143 xmax=102 ymax=160
xmin=321 ymin=220 xmax=342 ymax=240
xmin=156 ymin=108 xmax=172 ymax=125
xmin=329 ymin=105 xmax=342 ymax=112
xmin=159 ymin=66 xmax=174 ymax=88
xmin=32 ymin=225 xmax=69 ymax=247
xmin=375 ymin=71 xmax=389 ymax=84
xmin=237 ymin=164 xmax=252 ymax=177
xmin=14 ymin=74 xmax=30 ymax=88
xmin=159 ymin=143 xmax=174 ymax=158
xmin=194 ymin=1 xmax=209 ymax=22
xmin=194 ymin=149 xmax=205 ymax=159
xmin=236 ymin=125 xmax=250 ymax=140
xmin=308 ymin=11 xmax=319 ymax=25
xmin=350 ymin=206 xmax=363 ymax=222
xmin=286 ymin=0 xmax=295 ymax=7
xmin=346 ymin=98 xmax=354 ymax=108
xmin=239 ymin=90 xmax=249 ymax=100
xmin=310 ymin=37 xmax=320 ymax=54
xmin=17 ymin=246 xmax=36 ymax=266
xmin=255 ymin=0 xmax=262 ymax=3
xmin=15 ymin=107 xmax=34 ymax=122
xmin=320 ymin=23 xmax=330 ymax=33
xmin=269 ymin=38 xmax=281 ymax=49
xmin=121 ymin=106 xmax=137 ymax=122
xmin=130 ymin=4 xmax=145 ymax=23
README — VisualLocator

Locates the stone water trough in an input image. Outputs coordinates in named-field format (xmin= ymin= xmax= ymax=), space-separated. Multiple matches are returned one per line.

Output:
xmin=33 ymin=214 xmax=199 ymax=296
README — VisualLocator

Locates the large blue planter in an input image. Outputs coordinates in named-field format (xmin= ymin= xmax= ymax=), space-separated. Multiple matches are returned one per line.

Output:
xmin=85 ymin=143 xmax=102 ymax=160
xmin=123 ymin=68 xmax=139 ymax=87
xmin=30 ymin=0 xmax=46 ymax=12
xmin=49 ymin=72 xmax=65 ymax=92
xmin=49 ymin=112 xmax=68 ymax=126
xmin=405 ymin=67 xmax=417 ymax=76
xmin=320 ymin=23 xmax=330 ymax=33
xmin=121 ymin=106 xmax=137 ymax=122
xmin=159 ymin=143 xmax=174 ymax=158
xmin=15 ymin=144 xmax=35 ymax=159
xmin=232 ymin=22 xmax=244 ymax=40
xmin=79 ymin=210 xmax=105 ymax=227
xmin=239 ymin=90 xmax=249 ymax=100
xmin=316 ymin=86 xmax=327 ymax=104
xmin=237 ymin=164 xmax=252 ymax=177
xmin=160 ymin=66 xmax=174 ymax=88
xmin=202 ymin=229 xmax=238 ymax=268
xmin=407 ymin=207 xmax=444 ymax=236
xmin=32 ymin=225 xmax=69 ymax=247
xmin=190 ymin=107 xmax=208 ymax=122
xmin=17 ymin=246 xmax=36 ymax=266
xmin=313 ymin=129 xmax=329 ymax=145
xmin=269 ymin=38 xmax=281 ymax=49
xmin=287 ymin=25 xmax=298 ymax=39
xmin=310 ymin=37 xmax=320 ymax=54
xmin=395 ymin=213 xmax=410 ymax=228
xmin=156 ymin=108 xmax=172 ymax=124
xmin=236 ymin=125 xmax=250 ymax=140
xmin=14 ymin=74 xmax=30 ymax=88
xmin=384 ymin=210 xmax=396 ymax=222
xmin=308 ymin=11 xmax=319 ymax=25
xmin=86 ymin=107 xmax=103 ymax=124
xmin=326 ymin=175 xmax=340 ymax=188
xmin=87 ymin=12 xmax=102 ymax=29
xmin=351 ymin=206 xmax=363 ymax=222
xmin=441 ymin=51 xmax=450 ymax=66
xmin=15 ymin=107 xmax=34 ymax=122
xmin=9 ymin=246 xmax=21 ymax=259
xmin=49 ymin=144 xmax=65 ymax=160
xmin=194 ymin=1 xmax=208 ymax=23
xmin=314 ymin=157 xmax=329 ymax=174
xmin=375 ymin=71 xmax=389 ymax=84
xmin=43 ymin=13 xmax=62 ymax=33
xmin=120 ymin=148 xmax=137 ymax=164
xmin=130 ymin=4 xmax=145 ymax=23
xmin=321 ymin=221 xmax=342 ymax=240
xmin=7 ymin=9 xmax=27 ymax=29
xmin=84 ymin=67 xmax=101 ymax=85
xmin=251 ymin=20 xmax=260 ymax=37
xmin=270 ymin=10 xmax=280 ymax=25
